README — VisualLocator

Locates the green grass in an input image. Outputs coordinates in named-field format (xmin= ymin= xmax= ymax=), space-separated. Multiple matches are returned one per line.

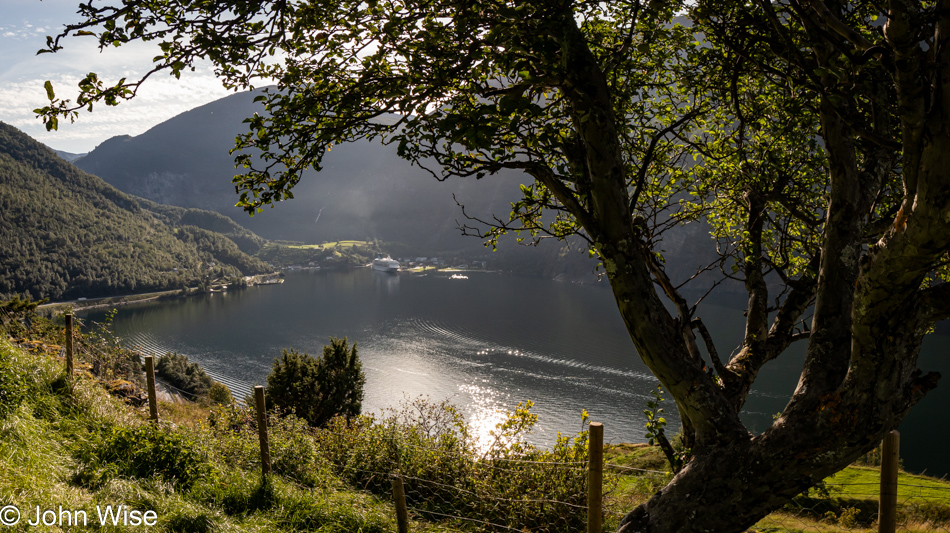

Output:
xmin=0 ymin=329 xmax=588 ymax=533
xmin=258 ymin=240 xmax=377 ymax=268
xmin=0 ymin=338 xmax=435 ymax=533
xmin=602 ymin=442 xmax=950 ymax=532
xmin=6 ymin=316 xmax=950 ymax=533
xmin=826 ymin=465 xmax=950 ymax=503
xmin=278 ymin=240 xmax=373 ymax=250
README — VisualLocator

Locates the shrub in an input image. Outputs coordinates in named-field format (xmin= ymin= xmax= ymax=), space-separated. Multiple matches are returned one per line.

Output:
xmin=0 ymin=296 xmax=48 ymax=338
xmin=905 ymin=500 xmax=950 ymax=527
xmin=78 ymin=424 xmax=210 ymax=489
xmin=315 ymin=396 xmax=591 ymax=532
xmin=207 ymin=405 xmax=335 ymax=488
xmin=156 ymin=352 xmax=214 ymax=397
xmin=208 ymin=381 xmax=233 ymax=405
xmin=837 ymin=506 xmax=861 ymax=527
xmin=268 ymin=413 xmax=335 ymax=487
xmin=266 ymin=337 xmax=365 ymax=427
xmin=81 ymin=310 xmax=144 ymax=385
xmin=206 ymin=405 xmax=260 ymax=471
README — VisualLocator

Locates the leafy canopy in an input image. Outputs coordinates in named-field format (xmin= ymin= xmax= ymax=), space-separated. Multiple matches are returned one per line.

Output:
xmin=34 ymin=0 xmax=950 ymax=529
xmin=39 ymin=1 xmax=712 ymax=245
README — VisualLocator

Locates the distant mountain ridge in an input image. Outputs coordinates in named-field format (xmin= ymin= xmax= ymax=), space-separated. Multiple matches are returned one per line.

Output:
xmin=73 ymin=90 xmax=729 ymax=285
xmin=54 ymin=150 xmax=86 ymax=162
xmin=74 ymin=90 xmax=533 ymax=251
xmin=0 ymin=122 xmax=271 ymax=301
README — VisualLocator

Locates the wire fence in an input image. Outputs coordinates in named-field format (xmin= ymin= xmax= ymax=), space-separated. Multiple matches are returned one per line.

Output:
xmin=5 ymin=306 xmax=950 ymax=532
xmin=751 ymin=484 xmax=950 ymax=532
xmin=304 ymin=413 xmax=594 ymax=532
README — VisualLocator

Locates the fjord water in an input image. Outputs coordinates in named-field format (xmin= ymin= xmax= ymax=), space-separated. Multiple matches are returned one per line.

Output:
xmin=78 ymin=269 xmax=950 ymax=476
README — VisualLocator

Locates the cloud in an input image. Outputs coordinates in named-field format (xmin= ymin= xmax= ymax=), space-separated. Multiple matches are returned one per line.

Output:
xmin=0 ymin=37 xmax=233 ymax=153
xmin=0 ymin=3 xmax=275 ymax=153
xmin=0 ymin=69 xmax=233 ymax=153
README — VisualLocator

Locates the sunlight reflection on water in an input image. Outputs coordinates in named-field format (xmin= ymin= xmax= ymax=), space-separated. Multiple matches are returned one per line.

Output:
xmin=458 ymin=383 xmax=510 ymax=451
xmin=80 ymin=269 xmax=822 ymax=451
xmin=78 ymin=268 xmax=950 ymax=475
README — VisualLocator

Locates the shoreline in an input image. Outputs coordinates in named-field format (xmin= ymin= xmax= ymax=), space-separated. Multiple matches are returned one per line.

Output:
xmin=37 ymin=272 xmax=282 ymax=314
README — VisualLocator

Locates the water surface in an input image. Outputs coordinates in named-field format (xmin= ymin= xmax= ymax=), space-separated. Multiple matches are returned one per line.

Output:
xmin=78 ymin=269 xmax=950 ymax=475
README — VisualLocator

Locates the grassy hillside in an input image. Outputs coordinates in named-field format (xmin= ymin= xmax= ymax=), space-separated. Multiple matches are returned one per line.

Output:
xmin=3 ymin=307 xmax=948 ymax=533
xmin=258 ymin=240 xmax=378 ymax=268
xmin=0 ymin=122 xmax=272 ymax=301
xmin=0 ymin=308 xmax=594 ymax=533
xmin=0 ymin=338 xmax=402 ymax=533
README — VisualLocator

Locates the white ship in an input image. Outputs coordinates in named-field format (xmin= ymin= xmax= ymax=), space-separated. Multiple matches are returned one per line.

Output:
xmin=372 ymin=254 xmax=400 ymax=272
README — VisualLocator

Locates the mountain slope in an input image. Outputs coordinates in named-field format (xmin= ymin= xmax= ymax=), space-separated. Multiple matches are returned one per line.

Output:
xmin=74 ymin=90 xmax=532 ymax=250
xmin=0 ymin=122 xmax=271 ymax=301
xmin=73 ymin=90 xmax=729 ymax=284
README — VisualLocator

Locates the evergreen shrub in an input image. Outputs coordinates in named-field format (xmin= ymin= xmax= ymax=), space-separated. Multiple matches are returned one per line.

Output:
xmin=156 ymin=352 xmax=214 ymax=397
xmin=266 ymin=337 xmax=365 ymax=427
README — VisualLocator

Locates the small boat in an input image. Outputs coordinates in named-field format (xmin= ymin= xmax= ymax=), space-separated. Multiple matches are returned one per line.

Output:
xmin=372 ymin=254 xmax=400 ymax=272
xmin=449 ymin=273 xmax=468 ymax=280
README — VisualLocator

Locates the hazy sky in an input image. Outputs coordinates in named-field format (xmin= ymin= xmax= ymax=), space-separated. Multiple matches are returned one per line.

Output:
xmin=1 ymin=0 xmax=233 ymax=153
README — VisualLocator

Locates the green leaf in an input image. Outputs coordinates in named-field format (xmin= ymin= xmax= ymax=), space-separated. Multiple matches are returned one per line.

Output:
xmin=43 ymin=80 xmax=55 ymax=101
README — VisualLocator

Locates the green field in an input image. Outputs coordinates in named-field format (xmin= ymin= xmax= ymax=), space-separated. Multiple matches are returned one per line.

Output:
xmin=279 ymin=240 xmax=374 ymax=250
xmin=602 ymin=444 xmax=950 ymax=532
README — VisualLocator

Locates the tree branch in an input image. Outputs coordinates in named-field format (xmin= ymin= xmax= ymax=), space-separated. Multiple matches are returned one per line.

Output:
xmin=691 ymin=317 xmax=728 ymax=377
xmin=798 ymin=0 xmax=875 ymax=50
xmin=629 ymin=108 xmax=705 ymax=212
xmin=917 ymin=283 xmax=950 ymax=326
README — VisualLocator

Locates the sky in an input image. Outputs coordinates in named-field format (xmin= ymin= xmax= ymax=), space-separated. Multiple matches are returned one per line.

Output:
xmin=0 ymin=0 xmax=233 ymax=154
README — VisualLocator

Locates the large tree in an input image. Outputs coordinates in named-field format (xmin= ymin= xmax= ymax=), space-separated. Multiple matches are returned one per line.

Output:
xmin=38 ymin=0 xmax=950 ymax=530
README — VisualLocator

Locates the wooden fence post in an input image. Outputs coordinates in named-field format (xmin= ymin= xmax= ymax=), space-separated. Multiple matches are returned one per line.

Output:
xmin=588 ymin=422 xmax=604 ymax=533
xmin=64 ymin=313 xmax=73 ymax=380
xmin=254 ymin=385 xmax=272 ymax=476
xmin=392 ymin=474 xmax=409 ymax=533
xmin=879 ymin=430 xmax=900 ymax=533
xmin=144 ymin=355 xmax=158 ymax=423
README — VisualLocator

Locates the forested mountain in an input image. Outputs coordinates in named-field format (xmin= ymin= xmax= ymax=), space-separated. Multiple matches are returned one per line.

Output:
xmin=74 ymin=90 xmax=528 ymax=251
xmin=72 ymin=90 xmax=730 ymax=286
xmin=0 ymin=122 xmax=272 ymax=301
xmin=54 ymin=150 xmax=85 ymax=162
xmin=71 ymin=91 xmax=662 ymax=281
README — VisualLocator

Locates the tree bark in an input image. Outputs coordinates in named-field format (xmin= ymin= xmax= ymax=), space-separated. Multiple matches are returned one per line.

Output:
xmin=617 ymin=429 xmax=865 ymax=532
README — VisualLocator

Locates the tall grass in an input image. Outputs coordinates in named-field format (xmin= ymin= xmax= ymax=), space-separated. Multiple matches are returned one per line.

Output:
xmin=0 ymin=312 xmax=405 ymax=533
xmin=9 ymin=303 xmax=950 ymax=533
xmin=310 ymin=397 xmax=592 ymax=532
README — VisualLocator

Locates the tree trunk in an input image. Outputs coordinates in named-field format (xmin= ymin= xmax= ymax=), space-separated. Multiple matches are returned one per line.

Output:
xmin=618 ymin=427 xmax=874 ymax=532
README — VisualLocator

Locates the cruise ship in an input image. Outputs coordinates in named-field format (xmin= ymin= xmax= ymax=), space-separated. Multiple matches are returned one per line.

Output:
xmin=372 ymin=254 xmax=400 ymax=272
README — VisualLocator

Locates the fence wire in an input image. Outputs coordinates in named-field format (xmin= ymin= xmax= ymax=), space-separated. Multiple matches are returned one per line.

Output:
xmin=6 ymin=309 xmax=950 ymax=533
xmin=744 ymin=474 xmax=950 ymax=532
xmin=305 ymin=419 xmax=593 ymax=533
